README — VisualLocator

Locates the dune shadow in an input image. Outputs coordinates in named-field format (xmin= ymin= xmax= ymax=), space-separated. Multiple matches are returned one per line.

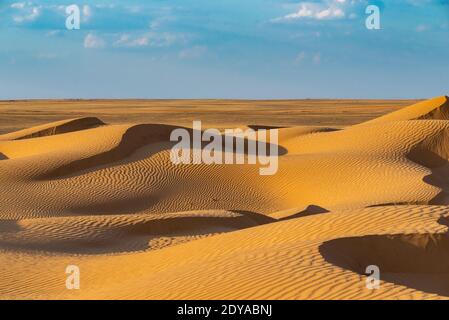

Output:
xmin=425 ymin=165 xmax=449 ymax=205
xmin=279 ymin=205 xmax=329 ymax=221
xmin=191 ymin=128 xmax=288 ymax=157
xmin=0 ymin=220 xmax=22 ymax=233
xmin=16 ymin=117 xmax=105 ymax=140
xmin=41 ymin=124 xmax=287 ymax=180
xmin=319 ymin=231 xmax=449 ymax=297
xmin=247 ymin=125 xmax=285 ymax=130
xmin=42 ymin=123 xmax=179 ymax=180
xmin=0 ymin=215 xmax=265 ymax=255
xmin=0 ymin=152 xmax=7 ymax=160
xmin=406 ymin=132 xmax=449 ymax=205
xmin=231 ymin=210 xmax=277 ymax=224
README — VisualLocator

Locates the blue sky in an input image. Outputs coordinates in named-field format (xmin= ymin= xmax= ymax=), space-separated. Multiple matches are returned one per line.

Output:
xmin=0 ymin=0 xmax=448 ymax=99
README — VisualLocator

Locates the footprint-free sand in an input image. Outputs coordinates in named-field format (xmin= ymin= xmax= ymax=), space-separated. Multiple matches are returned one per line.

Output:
xmin=1 ymin=97 xmax=449 ymax=299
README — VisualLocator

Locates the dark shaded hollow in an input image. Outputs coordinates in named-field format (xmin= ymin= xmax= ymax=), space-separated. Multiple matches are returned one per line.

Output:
xmin=320 ymin=233 xmax=449 ymax=296
xmin=0 ymin=214 xmax=264 ymax=255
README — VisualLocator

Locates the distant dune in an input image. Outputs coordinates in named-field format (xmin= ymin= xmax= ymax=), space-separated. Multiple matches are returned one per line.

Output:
xmin=1 ymin=96 xmax=449 ymax=299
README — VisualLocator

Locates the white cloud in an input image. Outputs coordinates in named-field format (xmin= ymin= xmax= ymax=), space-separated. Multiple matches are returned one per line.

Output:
xmin=113 ymin=32 xmax=185 ymax=48
xmin=82 ymin=5 xmax=92 ymax=22
xmin=10 ymin=2 xmax=26 ymax=9
xmin=84 ymin=33 xmax=106 ymax=49
xmin=114 ymin=34 xmax=149 ymax=47
xmin=95 ymin=4 xmax=116 ymax=10
xmin=273 ymin=0 xmax=362 ymax=22
xmin=150 ymin=15 xmax=176 ymax=30
xmin=295 ymin=51 xmax=307 ymax=64
xmin=11 ymin=2 xmax=41 ymax=23
xmin=294 ymin=51 xmax=322 ymax=65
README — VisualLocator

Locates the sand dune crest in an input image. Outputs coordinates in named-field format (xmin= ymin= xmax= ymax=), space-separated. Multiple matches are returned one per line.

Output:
xmin=361 ymin=96 xmax=449 ymax=125
xmin=0 ymin=117 xmax=105 ymax=141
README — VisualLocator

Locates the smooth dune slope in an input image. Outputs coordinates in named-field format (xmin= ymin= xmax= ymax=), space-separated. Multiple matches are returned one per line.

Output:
xmin=1 ymin=96 xmax=449 ymax=299
xmin=360 ymin=96 xmax=449 ymax=125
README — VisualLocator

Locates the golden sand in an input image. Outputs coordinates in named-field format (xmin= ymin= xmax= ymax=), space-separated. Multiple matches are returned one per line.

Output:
xmin=1 ymin=96 xmax=449 ymax=299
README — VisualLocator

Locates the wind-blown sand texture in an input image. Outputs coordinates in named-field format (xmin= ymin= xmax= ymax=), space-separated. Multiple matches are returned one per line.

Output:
xmin=1 ymin=96 xmax=449 ymax=299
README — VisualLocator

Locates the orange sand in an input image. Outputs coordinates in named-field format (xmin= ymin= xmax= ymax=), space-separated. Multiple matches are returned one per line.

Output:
xmin=1 ymin=96 xmax=449 ymax=299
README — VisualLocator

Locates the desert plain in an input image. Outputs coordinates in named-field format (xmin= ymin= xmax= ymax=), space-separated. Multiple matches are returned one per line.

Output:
xmin=1 ymin=97 xmax=449 ymax=299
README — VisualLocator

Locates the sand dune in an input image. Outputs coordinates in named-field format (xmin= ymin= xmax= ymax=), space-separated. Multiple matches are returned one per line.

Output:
xmin=360 ymin=96 xmax=449 ymax=124
xmin=1 ymin=96 xmax=449 ymax=299
xmin=0 ymin=117 xmax=105 ymax=141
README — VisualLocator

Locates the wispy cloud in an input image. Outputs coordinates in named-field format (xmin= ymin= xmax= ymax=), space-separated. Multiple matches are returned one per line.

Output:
xmin=10 ymin=2 xmax=26 ymax=10
xmin=82 ymin=5 xmax=92 ymax=22
xmin=113 ymin=32 xmax=186 ymax=48
xmin=11 ymin=2 xmax=41 ymax=23
xmin=272 ymin=0 xmax=361 ymax=22
xmin=294 ymin=51 xmax=322 ymax=65
xmin=113 ymin=34 xmax=149 ymax=47
xmin=84 ymin=33 xmax=106 ymax=49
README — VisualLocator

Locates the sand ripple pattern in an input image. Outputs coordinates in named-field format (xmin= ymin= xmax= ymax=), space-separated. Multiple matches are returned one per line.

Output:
xmin=1 ymin=96 xmax=449 ymax=299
